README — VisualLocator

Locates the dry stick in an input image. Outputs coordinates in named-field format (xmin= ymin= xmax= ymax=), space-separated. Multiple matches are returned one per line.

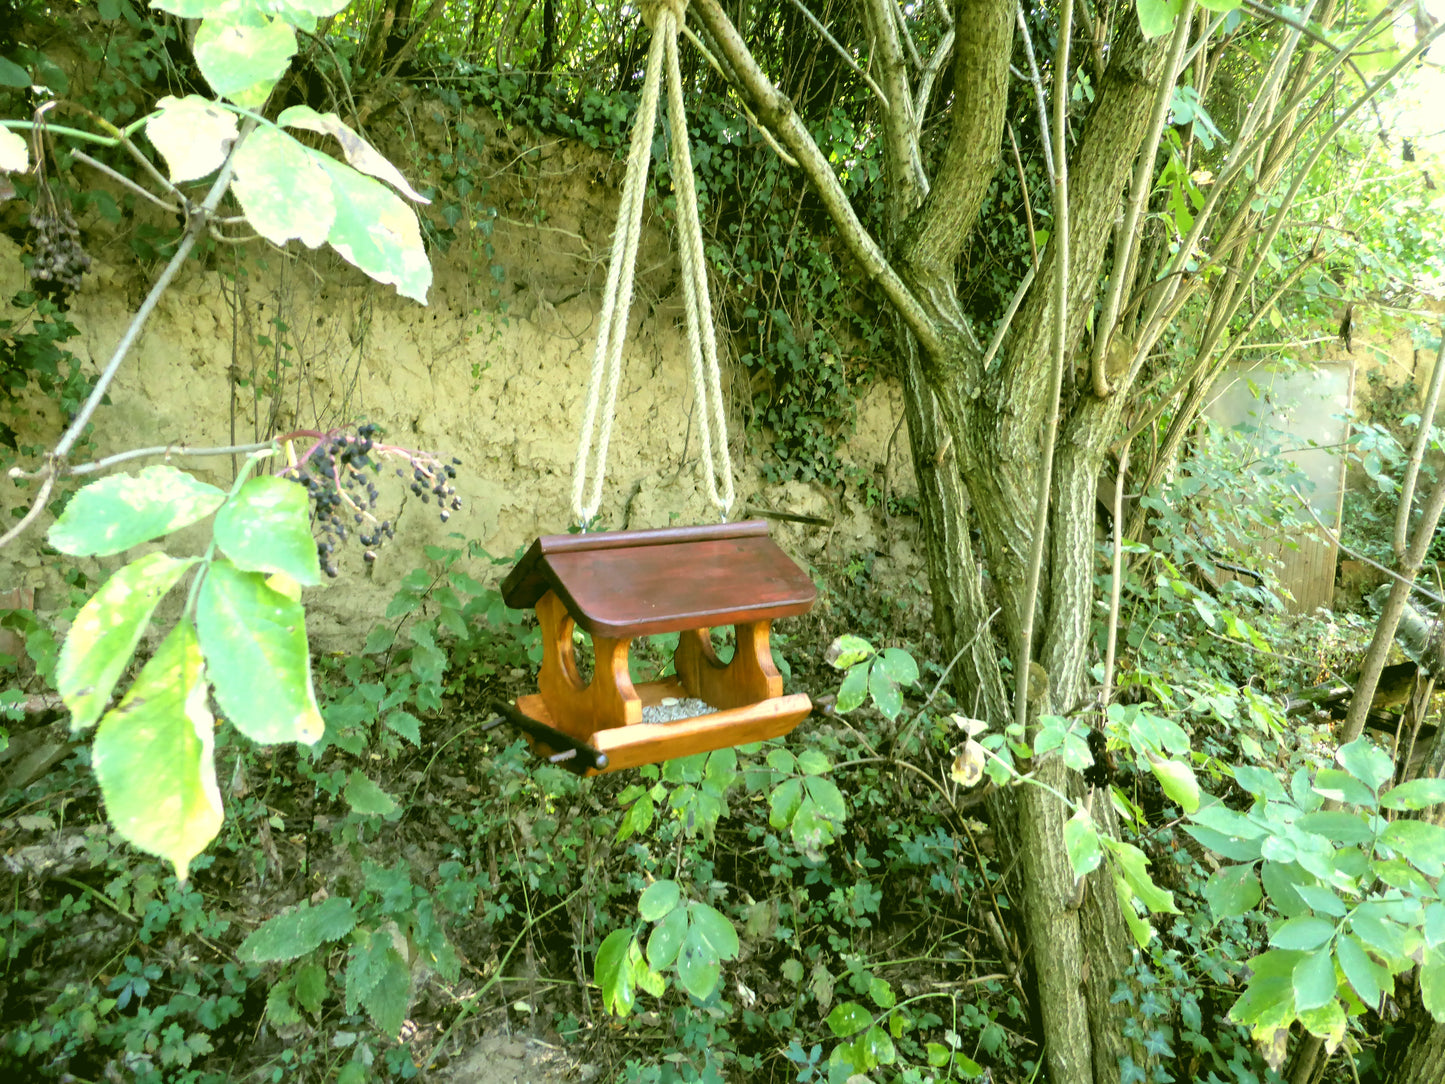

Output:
xmin=1090 ymin=6 xmax=1194 ymax=399
xmin=1013 ymin=0 xmax=1071 ymax=733
xmin=0 ymin=123 xmax=254 ymax=553
xmin=1101 ymin=444 xmax=1130 ymax=711
xmin=1394 ymin=329 xmax=1445 ymax=560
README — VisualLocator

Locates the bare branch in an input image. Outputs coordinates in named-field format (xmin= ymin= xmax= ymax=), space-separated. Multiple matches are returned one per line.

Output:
xmin=72 ymin=150 xmax=184 ymax=214
xmin=1014 ymin=0 xmax=1073 ymax=734
xmin=1014 ymin=7 xmax=1057 ymax=185
xmin=784 ymin=0 xmax=891 ymax=109
xmin=1090 ymin=6 xmax=1194 ymax=399
xmin=913 ymin=25 xmax=955 ymax=133
xmin=1394 ymin=328 xmax=1445 ymax=559
xmin=689 ymin=0 xmax=942 ymax=356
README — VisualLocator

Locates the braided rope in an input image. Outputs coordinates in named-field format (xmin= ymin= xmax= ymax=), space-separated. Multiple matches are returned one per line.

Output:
xmin=570 ymin=0 xmax=734 ymax=525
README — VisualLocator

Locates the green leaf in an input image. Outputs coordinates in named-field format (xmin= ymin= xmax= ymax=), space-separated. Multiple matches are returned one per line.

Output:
xmin=768 ymin=777 xmax=803 ymax=829
xmin=835 ymin=662 xmax=869 ymax=713
xmin=1336 ymin=933 xmax=1383 ymax=1008
xmin=360 ymin=942 xmax=411 ymax=1037
xmin=827 ymin=634 xmax=873 ymax=669
xmin=1204 ymin=865 xmax=1262 ymax=921
xmin=48 ymin=465 xmax=225 ymax=556
xmin=295 ymin=962 xmax=328 ymax=1015
xmin=1103 ymin=837 xmax=1179 ymax=913
xmin=1183 ymin=823 xmax=1264 ymax=862
xmin=1428 ymin=902 xmax=1445 ymax=948
xmin=213 ymin=476 xmax=321 ymax=585
xmin=383 ymin=709 xmax=421 ymax=745
xmin=58 ymin=553 xmax=197 ymax=730
xmin=868 ymin=975 xmax=895 ymax=1010
xmin=1292 ymin=947 xmax=1337 ymax=1012
xmin=1381 ymin=777 xmax=1445 ymax=811
xmin=343 ymin=771 xmax=397 ymax=816
xmin=238 ymin=897 xmax=357 ymax=962
xmin=1148 ymin=756 xmax=1201 ymax=814
xmin=1064 ymin=806 xmax=1103 ymax=877
xmin=0 ymin=56 xmax=28 ymax=87
xmin=1313 ymin=768 xmax=1378 ymax=809
xmin=1114 ymin=875 xmax=1153 ymax=949
xmin=1296 ymin=998 xmax=1345 ymax=1046
xmin=313 ymin=151 xmax=432 ymax=303
xmin=875 ymin=648 xmax=918 ymax=686
xmin=638 ymin=880 xmax=681 ymax=922
xmin=277 ymin=105 xmax=428 ymax=202
xmin=766 ymin=748 xmax=797 ymax=774
xmin=596 ymin=929 xmax=635 ymax=1016
xmin=827 ymin=1001 xmax=872 ymax=1039
xmin=646 ymin=907 xmax=687 ymax=970
xmin=868 ymin=664 xmax=903 ymax=720
xmin=1293 ymin=884 xmax=1347 ymax=918
xmin=193 ymin=11 xmax=296 ymax=106
xmin=197 ymin=561 xmax=324 ymax=745
xmin=92 ymin=622 xmax=222 ymax=881
xmin=231 ymin=126 xmax=334 ymax=248
xmin=1337 ymin=738 xmax=1394 ymax=792
xmin=1296 ymin=811 xmax=1373 ymax=845
xmin=1422 ymin=948 xmax=1445 ymax=1021
xmin=1380 ymin=819 xmax=1445 ymax=877
xmin=146 ymin=95 xmax=238 ymax=183
xmin=1196 ymin=0 xmax=1242 ymax=12
xmin=675 ymin=923 xmax=721 ymax=1000
xmin=1233 ymin=764 xmax=1287 ymax=801
xmin=1136 ymin=0 xmax=1185 ymax=38
xmin=796 ymin=748 xmax=830 ymax=775
xmin=1272 ymin=916 xmax=1336 ymax=951
xmin=804 ymin=776 xmax=847 ymax=823
xmin=687 ymin=903 xmax=739 ymax=959
xmin=863 ymin=1024 xmax=897 ymax=1066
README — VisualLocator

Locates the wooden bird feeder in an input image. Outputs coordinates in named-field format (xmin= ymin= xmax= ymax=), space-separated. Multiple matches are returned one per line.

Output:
xmin=499 ymin=520 xmax=816 ymax=775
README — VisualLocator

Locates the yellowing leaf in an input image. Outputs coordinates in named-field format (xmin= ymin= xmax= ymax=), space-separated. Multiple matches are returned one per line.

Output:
xmin=277 ymin=105 xmax=429 ymax=203
xmin=147 ymin=95 xmax=238 ymax=183
xmin=231 ymin=126 xmax=334 ymax=249
xmin=0 ymin=126 xmax=28 ymax=173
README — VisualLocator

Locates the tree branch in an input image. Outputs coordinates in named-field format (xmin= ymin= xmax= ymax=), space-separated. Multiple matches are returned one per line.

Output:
xmin=688 ymin=0 xmax=943 ymax=357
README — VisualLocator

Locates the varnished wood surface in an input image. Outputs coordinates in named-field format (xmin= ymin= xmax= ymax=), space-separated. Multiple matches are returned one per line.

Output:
xmin=501 ymin=521 xmax=816 ymax=638
xmin=515 ymin=689 xmax=812 ymax=775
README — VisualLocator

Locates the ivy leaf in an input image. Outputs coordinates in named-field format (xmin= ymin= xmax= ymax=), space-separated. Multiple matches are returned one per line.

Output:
xmin=213 ymin=476 xmax=321 ymax=585
xmin=91 ymin=622 xmax=222 ymax=881
xmin=196 ymin=560 xmax=324 ymax=745
xmin=48 ymin=465 xmax=225 ymax=556
xmin=57 ymin=553 xmax=197 ymax=730
xmin=238 ymin=897 xmax=357 ymax=962
xmin=231 ymin=126 xmax=335 ymax=248
xmin=146 ymin=95 xmax=237 ymax=183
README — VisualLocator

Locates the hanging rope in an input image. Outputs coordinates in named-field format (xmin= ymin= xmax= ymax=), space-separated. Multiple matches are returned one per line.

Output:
xmin=570 ymin=0 xmax=734 ymax=527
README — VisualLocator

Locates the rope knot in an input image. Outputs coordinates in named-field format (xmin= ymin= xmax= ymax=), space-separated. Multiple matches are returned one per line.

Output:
xmin=641 ymin=0 xmax=686 ymax=30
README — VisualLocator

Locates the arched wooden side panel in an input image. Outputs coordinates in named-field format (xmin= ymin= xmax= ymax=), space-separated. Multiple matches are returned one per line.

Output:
xmin=673 ymin=621 xmax=781 ymax=709
xmin=535 ymin=590 xmax=641 ymax=739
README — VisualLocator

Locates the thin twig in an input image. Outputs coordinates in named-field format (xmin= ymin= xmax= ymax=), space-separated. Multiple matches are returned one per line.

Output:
xmin=1005 ymin=122 xmax=1038 ymax=271
xmin=785 ymin=0 xmax=891 ymax=108
xmin=1290 ymin=486 xmax=1445 ymax=607
xmin=982 ymin=264 xmax=1036 ymax=370
xmin=1101 ymin=444 xmax=1130 ymax=711
xmin=1014 ymin=7 xmax=1056 ymax=184
xmin=1394 ymin=328 xmax=1445 ymax=560
xmin=1014 ymin=0 xmax=1071 ymax=732
xmin=71 ymin=150 xmax=184 ymax=214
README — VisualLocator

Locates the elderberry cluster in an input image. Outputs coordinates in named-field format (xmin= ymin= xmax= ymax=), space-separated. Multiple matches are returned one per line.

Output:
xmin=281 ymin=424 xmax=462 ymax=578
xmin=28 ymin=207 xmax=91 ymax=297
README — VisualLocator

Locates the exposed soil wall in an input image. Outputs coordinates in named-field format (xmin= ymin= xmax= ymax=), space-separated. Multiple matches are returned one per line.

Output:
xmin=0 ymin=106 xmax=920 ymax=645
